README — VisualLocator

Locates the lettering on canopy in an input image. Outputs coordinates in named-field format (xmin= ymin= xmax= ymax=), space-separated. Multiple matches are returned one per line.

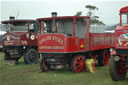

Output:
xmin=39 ymin=35 xmax=64 ymax=50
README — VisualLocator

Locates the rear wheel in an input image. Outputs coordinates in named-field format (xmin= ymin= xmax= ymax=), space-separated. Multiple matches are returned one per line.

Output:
xmin=24 ymin=49 xmax=38 ymax=64
xmin=71 ymin=55 xmax=86 ymax=73
xmin=109 ymin=56 xmax=127 ymax=81
xmin=98 ymin=50 xmax=110 ymax=66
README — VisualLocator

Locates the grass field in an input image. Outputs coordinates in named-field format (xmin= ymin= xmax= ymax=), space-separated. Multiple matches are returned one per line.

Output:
xmin=0 ymin=52 xmax=128 ymax=85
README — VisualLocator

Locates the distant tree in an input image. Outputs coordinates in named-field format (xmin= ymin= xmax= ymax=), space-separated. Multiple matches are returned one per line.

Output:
xmin=74 ymin=11 xmax=82 ymax=16
xmin=93 ymin=16 xmax=99 ymax=19
xmin=74 ymin=5 xmax=105 ymax=25
xmin=85 ymin=5 xmax=98 ymax=17
xmin=85 ymin=5 xmax=105 ymax=25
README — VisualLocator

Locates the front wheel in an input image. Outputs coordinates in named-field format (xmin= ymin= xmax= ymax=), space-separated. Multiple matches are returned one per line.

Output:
xmin=71 ymin=55 xmax=86 ymax=73
xmin=109 ymin=56 xmax=127 ymax=81
xmin=24 ymin=49 xmax=38 ymax=64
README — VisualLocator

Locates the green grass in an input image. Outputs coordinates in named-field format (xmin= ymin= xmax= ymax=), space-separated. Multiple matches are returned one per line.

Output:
xmin=0 ymin=52 xmax=128 ymax=85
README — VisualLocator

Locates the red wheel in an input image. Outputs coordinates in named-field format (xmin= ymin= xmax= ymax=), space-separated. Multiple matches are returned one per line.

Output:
xmin=40 ymin=57 xmax=48 ymax=72
xmin=98 ymin=50 xmax=110 ymax=66
xmin=104 ymin=51 xmax=110 ymax=66
xmin=71 ymin=55 xmax=86 ymax=73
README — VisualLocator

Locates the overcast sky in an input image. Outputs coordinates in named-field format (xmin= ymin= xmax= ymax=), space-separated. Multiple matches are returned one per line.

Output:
xmin=0 ymin=0 xmax=128 ymax=25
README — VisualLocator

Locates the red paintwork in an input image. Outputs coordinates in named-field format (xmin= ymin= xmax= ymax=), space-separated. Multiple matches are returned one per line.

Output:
xmin=89 ymin=33 xmax=115 ymax=51
xmin=2 ymin=19 xmax=39 ymax=47
xmin=111 ymin=51 xmax=116 ymax=55
xmin=104 ymin=51 xmax=110 ymax=66
xmin=38 ymin=33 xmax=115 ymax=53
xmin=40 ymin=57 xmax=48 ymax=71
xmin=73 ymin=56 xmax=86 ymax=73
xmin=115 ymin=26 xmax=128 ymax=49
xmin=38 ymin=16 xmax=115 ymax=53
xmin=120 ymin=6 xmax=128 ymax=26
xmin=120 ymin=6 xmax=128 ymax=13
xmin=37 ymin=16 xmax=89 ymax=21
xmin=117 ymin=60 xmax=127 ymax=77
xmin=2 ymin=20 xmax=36 ymax=24
xmin=38 ymin=34 xmax=79 ymax=53
xmin=115 ymin=6 xmax=128 ymax=49
xmin=109 ymin=6 xmax=128 ymax=81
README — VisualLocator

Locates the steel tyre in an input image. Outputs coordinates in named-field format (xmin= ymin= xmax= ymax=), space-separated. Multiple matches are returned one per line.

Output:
xmin=24 ymin=49 xmax=38 ymax=64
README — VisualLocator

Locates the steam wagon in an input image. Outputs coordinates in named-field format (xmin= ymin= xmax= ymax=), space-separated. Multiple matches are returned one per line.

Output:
xmin=109 ymin=6 xmax=128 ymax=81
xmin=38 ymin=12 xmax=115 ymax=73
xmin=2 ymin=18 xmax=40 ymax=65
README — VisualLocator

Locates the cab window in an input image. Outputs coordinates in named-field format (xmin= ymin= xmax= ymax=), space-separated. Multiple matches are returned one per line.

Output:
xmin=75 ymin=19 xmax=86 ymax=38
xmin=122 ymin=13 xmax=128 ymax=26
xmin=29 ymin=22 xmax=39 ymax=32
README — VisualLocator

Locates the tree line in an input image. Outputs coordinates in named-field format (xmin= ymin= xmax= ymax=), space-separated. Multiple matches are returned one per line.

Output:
xmin=75 ymin=5 xmax=105 ymax=25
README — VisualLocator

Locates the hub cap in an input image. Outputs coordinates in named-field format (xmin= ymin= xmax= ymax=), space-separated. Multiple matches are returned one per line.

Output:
xmin=29 ymin=52 xmax=36 ymax=62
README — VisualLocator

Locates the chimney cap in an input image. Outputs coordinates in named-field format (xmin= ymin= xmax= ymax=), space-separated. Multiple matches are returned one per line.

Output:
xmin=51 ymin=12 xmax=57 ymax=17
xmin=51 ymin=12 xmax=57 ymax=14
xmin=9 ymin=16 xmax=15 ymax=20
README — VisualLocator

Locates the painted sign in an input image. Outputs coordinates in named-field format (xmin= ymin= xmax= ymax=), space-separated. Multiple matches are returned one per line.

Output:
xmin=117 ymin=33 xmax=128 ymax=46
xmin=39 ymin=36 xmax=64 ymax=45
xmin=39 ymin=35 xmax=64 ymax=50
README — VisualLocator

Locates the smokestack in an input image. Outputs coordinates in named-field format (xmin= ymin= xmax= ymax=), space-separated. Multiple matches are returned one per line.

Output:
xmin=51 ymin=12 xmax=57 ymax=33
xmin=51 ymin=12 xmax=57 ymax=17
xmin=9 ymin=16 xmax=15 ymax=20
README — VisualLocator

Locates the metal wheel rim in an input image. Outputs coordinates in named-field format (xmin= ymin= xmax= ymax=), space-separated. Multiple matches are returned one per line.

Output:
xmin=74 ymin=56 xmax=86 ymax=73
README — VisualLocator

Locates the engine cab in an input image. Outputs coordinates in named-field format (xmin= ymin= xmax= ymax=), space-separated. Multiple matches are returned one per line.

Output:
xmin=115 ymin=6 xmax=128 ymax=54
xmin=2 ymin=19 xmax=39 ymax=65
xmin=38 ymin=13 xmax=89 ymax=53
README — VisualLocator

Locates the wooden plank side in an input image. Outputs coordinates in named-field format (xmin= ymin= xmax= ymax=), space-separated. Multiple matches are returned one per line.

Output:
xmin=89 ymin=33 xmax=115 ymax=51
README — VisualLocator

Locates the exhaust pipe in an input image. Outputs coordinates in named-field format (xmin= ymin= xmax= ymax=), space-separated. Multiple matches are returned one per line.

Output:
xmin=51 ymin=12 xmax=57 ymax=33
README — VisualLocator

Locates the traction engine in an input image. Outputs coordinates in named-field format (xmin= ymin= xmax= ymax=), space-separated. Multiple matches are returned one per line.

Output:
xmin=109 ymin=6 xmax=128 ymax=81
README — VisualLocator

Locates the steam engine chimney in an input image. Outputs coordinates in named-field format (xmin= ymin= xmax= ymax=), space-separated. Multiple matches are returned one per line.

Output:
xmin=9 ymin=16 xmax=15 ymax=20
xmin=51 ymin=12 xmax=57 ymax=17
xmin=51 ymin=12 xmax=57 ymax=33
